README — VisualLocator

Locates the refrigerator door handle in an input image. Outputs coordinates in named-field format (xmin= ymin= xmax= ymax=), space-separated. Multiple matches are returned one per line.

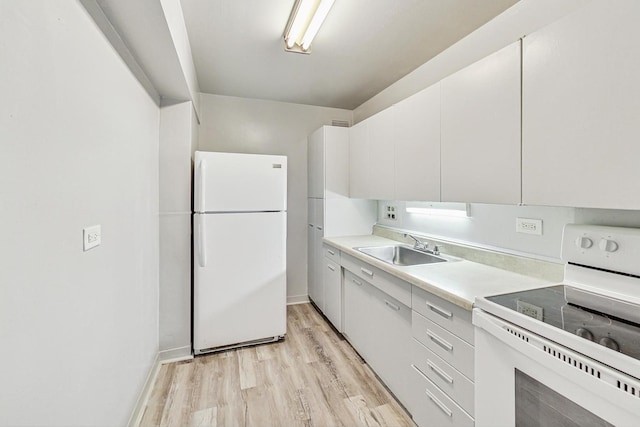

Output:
xmin=198 ymin=160 xmax=206 ymax=211
xmin=198 ymin=215 xmax=207 ymax=267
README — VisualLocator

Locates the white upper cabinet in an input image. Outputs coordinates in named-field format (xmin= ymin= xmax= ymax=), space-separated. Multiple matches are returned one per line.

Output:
xmin=441 ymin=41 xmax=522 ymax=204
xmin=367 ymin=107 xmax=396 ymax=200
xmin=349 ymin=108 xmax=395 ymax=200
xmin=307 ymin=127 xmax=324 ymax=199
xmin=323 ymin=126 xmax=350 ymax=198
xmin=349 ymin=119 xmax=370 ymax=199
xmin=522 ymin=0 xmax=640 ymax=209
xmin=309 ymin=126 xmax=350 ymax=199
xmin=394 ymin=83 xmax=441 ymax=202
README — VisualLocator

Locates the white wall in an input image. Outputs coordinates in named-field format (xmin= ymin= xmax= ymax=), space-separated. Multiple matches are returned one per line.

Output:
xmin=0 ymin=2 xmax=159 ymax=426
xmin=197 ymin=94 xmax=353 ymax=302
xmin=159 ymin=101 xmax=197 ymax=358
xmin=354 ymin=0 xmax=589 ymax=122
xmin=378 ymin=202 xmax=640 ymax=261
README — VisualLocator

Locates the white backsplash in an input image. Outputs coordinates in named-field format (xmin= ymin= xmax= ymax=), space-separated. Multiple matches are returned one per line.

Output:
xmin=377 ymin=201 xmax=640 ymax=261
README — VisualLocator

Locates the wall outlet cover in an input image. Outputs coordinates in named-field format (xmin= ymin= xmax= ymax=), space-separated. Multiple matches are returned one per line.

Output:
xmin=384 ymin=204 xmax=398 ymax=220
xmin=83 ymin=225 xmax=101 ymax=251
xmin=517 ymin=300 xmax=543 ymax=320
xmin=516 ymin=217 xmax=543 ymax=235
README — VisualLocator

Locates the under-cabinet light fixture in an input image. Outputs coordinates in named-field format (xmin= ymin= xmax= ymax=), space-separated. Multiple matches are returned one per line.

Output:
xmin=284 ymin=0 xmax=335 ymax=54
xmin=405 ymin=203 xmax=470 ymax=218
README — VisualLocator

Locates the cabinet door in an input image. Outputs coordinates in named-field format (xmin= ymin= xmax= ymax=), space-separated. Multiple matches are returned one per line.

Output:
xmin=313 ymin=199 xmax=325 ymax=311
xmin=349 ymin=120 xmax=370 ymax=199
xmin=323 ymin=258 xmax=342 ymax=331
xmin=441 ymin=41 xmax=521 ymax=204
xmin=522 ymin=1 xmax=640 ymax=209
xmin=307 ymin=199 xmax=319 ymax=305
xmin=367 ymin=285 xmax=413 ymax=407
xmin=367 ymin=107 xmax=395 ymax=200
xmin=343 ymin=270 xmax=374 ymax=361
xmin=307 ymin=128 xmax=324 ymax=199
xmin=394 ymin=83 xmax=441 ymax=201
xmin=324 ymin=126 xmax=350 ymax=198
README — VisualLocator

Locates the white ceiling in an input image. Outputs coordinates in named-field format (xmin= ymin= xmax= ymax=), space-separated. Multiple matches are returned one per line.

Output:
xmin=180 ymin=0 xmax=519 ymax=109
xmin=89 ymin=0 xmax=519 ymax=110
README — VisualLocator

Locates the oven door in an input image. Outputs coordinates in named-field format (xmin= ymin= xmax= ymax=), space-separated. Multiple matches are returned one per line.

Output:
xmin=473 ymin=309 xmax=640 ymax=427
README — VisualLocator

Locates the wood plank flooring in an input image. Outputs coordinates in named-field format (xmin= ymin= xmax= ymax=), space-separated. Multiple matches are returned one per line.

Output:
xmin=140 ymin=303 xmax=415 ymax=427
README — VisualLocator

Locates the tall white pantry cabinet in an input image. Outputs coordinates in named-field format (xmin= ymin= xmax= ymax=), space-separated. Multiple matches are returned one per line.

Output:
xmin=307 ymin=126 xmax=376 ymax=329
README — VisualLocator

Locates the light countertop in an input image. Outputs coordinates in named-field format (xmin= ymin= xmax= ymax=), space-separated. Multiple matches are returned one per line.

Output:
xmin=324 ymin=234 xmax=557 ymax=311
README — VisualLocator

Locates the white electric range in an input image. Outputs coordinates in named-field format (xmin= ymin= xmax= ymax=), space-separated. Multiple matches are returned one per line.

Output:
xmin=474 ymin=224 xmax=640 ymax=427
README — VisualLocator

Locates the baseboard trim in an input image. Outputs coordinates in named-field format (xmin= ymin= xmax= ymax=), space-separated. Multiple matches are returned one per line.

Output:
xmin=287 ymin=295 xmax=310 ymax=305
xmin=127 ymin=346 xmax=195 ymax=427
xmin=127 ymin=353 xmax=161 ymax=427
xmin=159 ymin=346 xmax=193 ymax=363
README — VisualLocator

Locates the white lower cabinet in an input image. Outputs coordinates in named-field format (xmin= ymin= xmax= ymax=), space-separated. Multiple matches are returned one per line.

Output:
xmin=409 ymin=287 xmax=475 ymax=426
xmin=344 ymin=270 xmax=375 ymax=361
xmin=343 ymin=268 xmax=413 ymax=407
xmin=339 ymin=250 xmax=475 ymax=425
xmin=410 ymin=365 xmax=474 ymax=427
xmin=323 ymin=253 xmax=342 ymax=332
xmin=308 ymin=198 xmax=324 ymax=310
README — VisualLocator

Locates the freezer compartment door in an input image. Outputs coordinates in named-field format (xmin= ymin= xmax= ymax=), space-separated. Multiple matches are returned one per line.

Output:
xmin=194 ymin=212 xmax=287 ymax=351
xmin=194 ymin=151 xmax=287 ymax=213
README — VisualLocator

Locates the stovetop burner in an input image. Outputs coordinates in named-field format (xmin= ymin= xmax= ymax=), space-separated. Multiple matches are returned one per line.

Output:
xmin=486 ymin=285 xmax=640 ymax=362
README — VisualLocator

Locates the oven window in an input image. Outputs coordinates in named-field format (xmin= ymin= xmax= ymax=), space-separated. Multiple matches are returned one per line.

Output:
xmin=515 ymin=369 xmax=613 ymax=427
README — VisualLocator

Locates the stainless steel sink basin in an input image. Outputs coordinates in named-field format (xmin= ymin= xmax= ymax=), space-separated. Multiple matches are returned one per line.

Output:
xmin=355 ymin=245 xmax=448 ymax=266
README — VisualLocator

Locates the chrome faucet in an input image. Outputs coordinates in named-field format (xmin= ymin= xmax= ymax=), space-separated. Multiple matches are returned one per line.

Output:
xmin=404 ymin=233 xmax=429 ymax=251
xmin=404 ymin=233 xmax=440 ymax=255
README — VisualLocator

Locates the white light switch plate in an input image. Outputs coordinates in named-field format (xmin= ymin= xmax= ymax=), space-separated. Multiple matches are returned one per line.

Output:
xmin=83 ymin=225 xmax=101 ymax=251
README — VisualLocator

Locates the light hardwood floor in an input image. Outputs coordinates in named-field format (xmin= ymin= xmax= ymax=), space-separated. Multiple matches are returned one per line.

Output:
xmin=140 ymin=303 xmax=415 ymax=426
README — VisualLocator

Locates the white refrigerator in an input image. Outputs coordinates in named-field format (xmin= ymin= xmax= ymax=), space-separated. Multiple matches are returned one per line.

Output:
xmin=193 ymin=151 xmax=287 ymax=355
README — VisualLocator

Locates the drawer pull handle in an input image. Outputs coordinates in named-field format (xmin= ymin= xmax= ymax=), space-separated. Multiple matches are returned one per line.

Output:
xmin=427 ymin=329 xmax=453 ymax=352
xmin=425 ymin=389 xmax=453 ymax=417
xmin=309 ymin=224 xmax=314 ymax=228
xmin=361 ymin=267 xmax=373 ymax=277
xmin=427 ymin=359 xmax=454 ymax=384
xmin=427 ymin=302 xmax=453 ymax=319
xmin=327 ymin=264 xmax=336 ymax=271
xmin=352 ymin=278 xmax=363 ymax=286
xmin=327 ymin=249 xmax=335 ymax=256
xmin=316 ymin=226 xmax=323 ymax=231
xmin=384 ymin=300 xmax=400 ymax=311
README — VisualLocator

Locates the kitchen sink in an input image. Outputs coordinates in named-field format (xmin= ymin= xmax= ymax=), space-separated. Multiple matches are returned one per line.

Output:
xmin=355 ymin=245 xmax=448 ymax=266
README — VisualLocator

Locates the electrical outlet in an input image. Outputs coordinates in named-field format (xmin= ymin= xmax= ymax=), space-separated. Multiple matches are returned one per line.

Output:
xmin=516 ymin=217 xmax=543 ymax=235
xmin=517 ymin=300 xmax=543 ymax=320
xmin=83 ymin=225 xmax=101 ymax=251
xmin=384 ymin=205 xmax=397 ymax=221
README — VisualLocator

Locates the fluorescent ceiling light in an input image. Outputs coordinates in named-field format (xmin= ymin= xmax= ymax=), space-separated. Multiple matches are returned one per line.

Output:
xmin=284 ymin=0 xmax=335 ymax=54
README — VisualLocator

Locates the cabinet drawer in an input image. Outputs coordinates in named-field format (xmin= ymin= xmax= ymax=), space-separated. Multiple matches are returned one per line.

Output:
xmin=410 ymin=365 xmax=474 ymax=427
xmin=412 ymin=338 xmax=474 ymax=416
xmin=323 ymin=243 xmax=340 ymax=263
xmin=341 ymin=253 xmax=411 ymax=307
xmin=412 ymin=311 xmax=474 ymax=380
xmin=412 ymin=286 xmax=474 ymax=344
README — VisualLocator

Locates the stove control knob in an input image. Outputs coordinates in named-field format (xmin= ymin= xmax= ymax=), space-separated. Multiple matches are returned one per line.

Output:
xmin=575 ymin=237 xmax=593 ymax=249
xmin=599 ymin=239 xmax=619 ymax=253
xmin=599 ymin=337 xmax=620 ymax=351
xmin=576 ymin=328 xmax=594 ymax=341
